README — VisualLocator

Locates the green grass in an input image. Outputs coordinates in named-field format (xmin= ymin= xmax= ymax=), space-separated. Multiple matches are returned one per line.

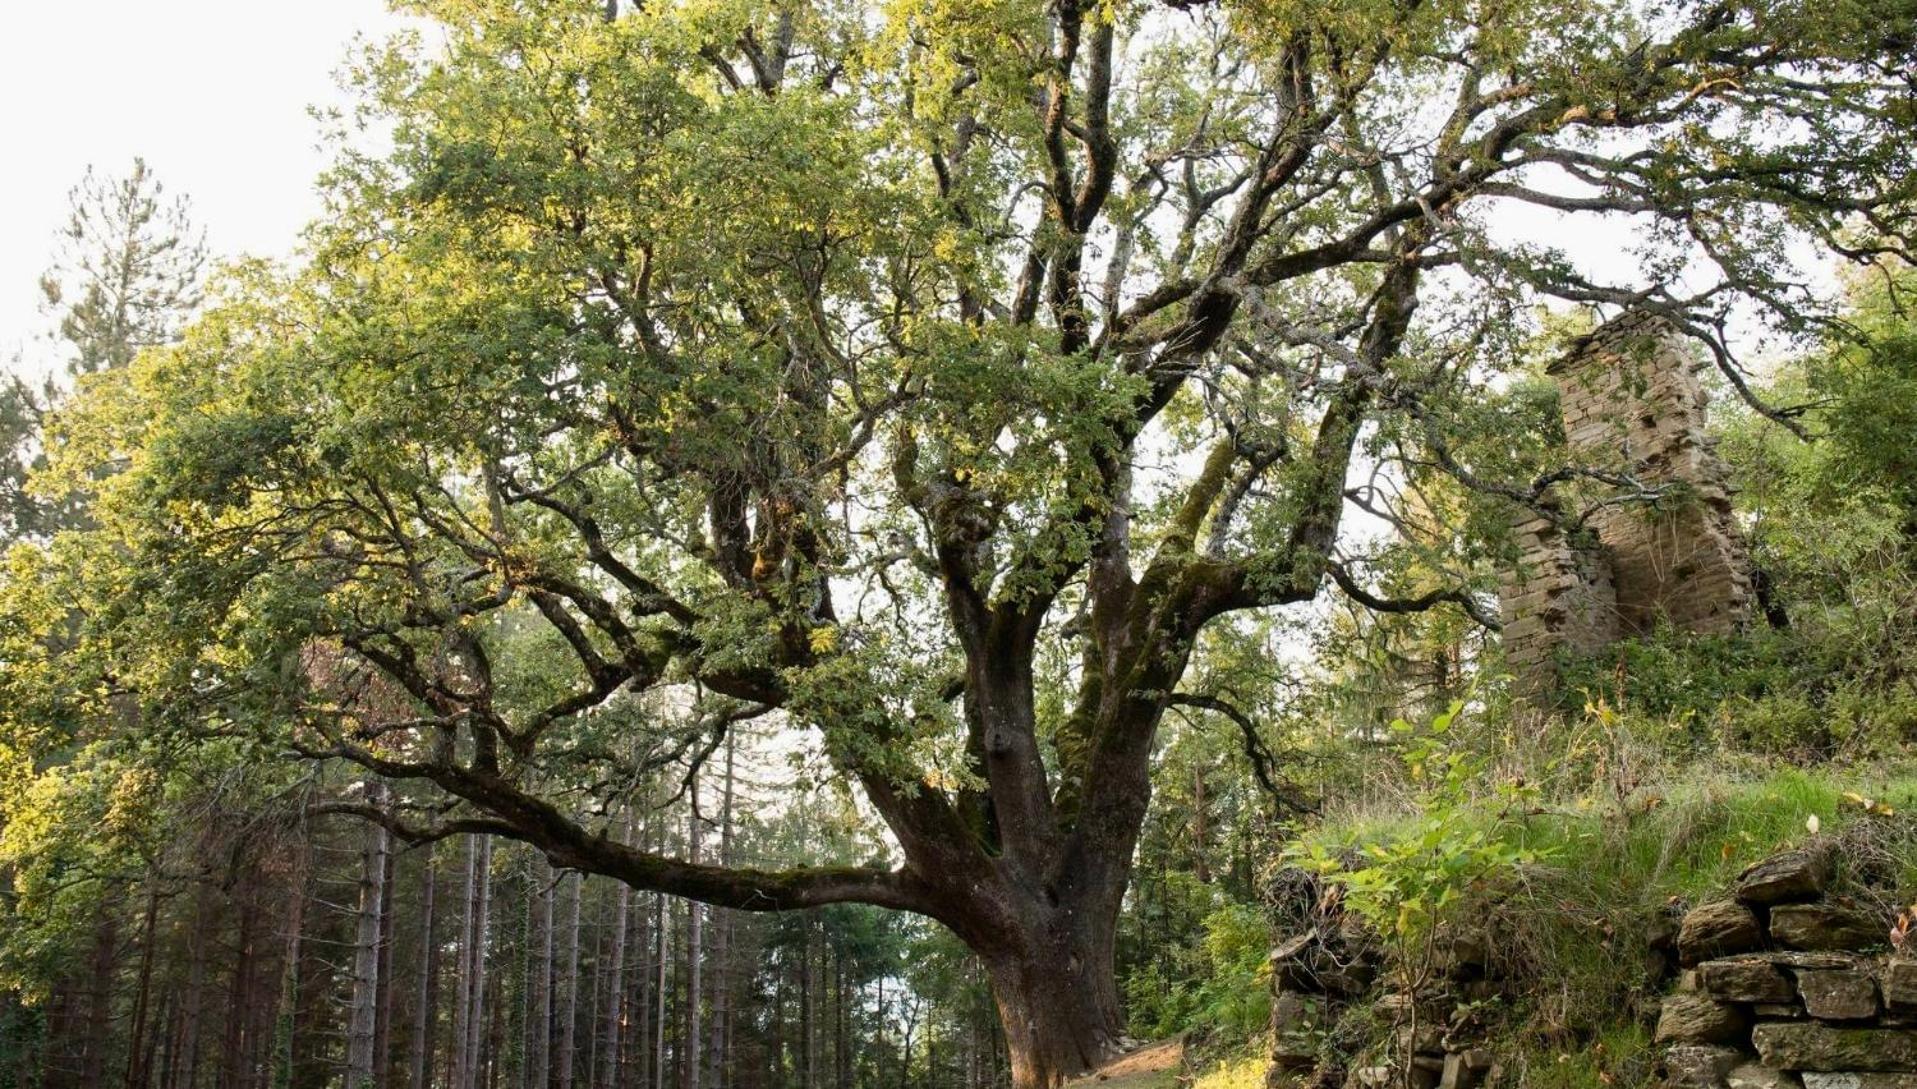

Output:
xmin=1510 ymin=763 xmax=1917 ymax=900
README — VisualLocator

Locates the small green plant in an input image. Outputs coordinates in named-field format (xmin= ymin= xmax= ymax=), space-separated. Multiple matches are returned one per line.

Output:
xmin=1291 ymin=698 xmax=1549 ymax=1010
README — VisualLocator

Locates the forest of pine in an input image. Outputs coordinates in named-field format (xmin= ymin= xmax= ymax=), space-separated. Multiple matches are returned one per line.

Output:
xmin=2 ymin=2 xmax=1916 ymax=1088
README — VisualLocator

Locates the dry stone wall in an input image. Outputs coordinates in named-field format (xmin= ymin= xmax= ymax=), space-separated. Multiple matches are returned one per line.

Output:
xmin=1263 ymin=840 xmax=1911 ymax=1089
xmin=1500 ymin=313 xmax=1754 ymax=694
xmin=1658 ymin=846 xmax=1912 ymax=1089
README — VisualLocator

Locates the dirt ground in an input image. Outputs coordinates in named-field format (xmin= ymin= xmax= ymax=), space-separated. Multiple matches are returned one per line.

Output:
xmin=1061 ymin=1038 xmax=1185 ymax=1088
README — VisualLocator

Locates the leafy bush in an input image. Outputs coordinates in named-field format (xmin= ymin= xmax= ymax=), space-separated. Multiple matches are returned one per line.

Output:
xmin=1558 ymin=626 xmax=1917 ymax=758
xmin=1292 ymin=699 xmax=1546 ymax=985
xmin=1122 ymin=899 xmax=1271 ymax=1044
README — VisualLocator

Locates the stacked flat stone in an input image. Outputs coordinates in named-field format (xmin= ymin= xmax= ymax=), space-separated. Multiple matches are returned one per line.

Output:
xmin=1265 ymin=919 xmax=1500 ymax=1089
xmin=1657 ymin=845 xmax=1911 ymax=1089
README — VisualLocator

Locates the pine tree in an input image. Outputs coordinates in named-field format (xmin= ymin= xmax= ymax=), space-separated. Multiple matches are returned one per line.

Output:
xmin=2 ymin=159 xmax=202 ymax=542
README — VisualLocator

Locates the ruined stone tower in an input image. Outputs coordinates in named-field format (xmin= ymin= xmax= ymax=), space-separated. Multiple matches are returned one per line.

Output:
xmin=1500 ymin=313 xmax=1754 ymax=694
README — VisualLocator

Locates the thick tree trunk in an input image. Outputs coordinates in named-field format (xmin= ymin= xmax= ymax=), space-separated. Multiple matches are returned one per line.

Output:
xmin=985 ymin=953 xmax=1124 ymax=1089
xmin=954 ymin=885 xmax=1129 ymax=1089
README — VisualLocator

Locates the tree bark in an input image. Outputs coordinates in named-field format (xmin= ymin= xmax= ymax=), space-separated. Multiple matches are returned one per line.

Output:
xmin=555 ymin=872 xmax=581 ymax=1089
xmin=595 ymin=854 xmax=628 ymax=1089
xmin=681 ymin=783 xmax=701 ymax=1089
xmin=373 ymin=831 xmax=398 ymax=1089
xmin=348 ymin=792 xmax=392 ymax=1088
xmin=707 ymin=739 xmax=734 ymax=1087
xmin=467 ymin=836 xmax=493 ymax=1089
xmin=123 ymin=883 xmax=162 ymax=1089
xmin=410 ymin=844 xmax=439 ymax=1089
xmin=650 ymin=893 xmax=667 ymax=1089
xmin=527 ymin=856 xmax=553 ymax=1089
xmin=979 ymin=927 xmax=1125 ymax=1089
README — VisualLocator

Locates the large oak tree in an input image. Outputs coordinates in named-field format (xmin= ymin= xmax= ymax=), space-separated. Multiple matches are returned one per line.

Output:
xmin=11 ymin=0 xmax=1914 ymax=1084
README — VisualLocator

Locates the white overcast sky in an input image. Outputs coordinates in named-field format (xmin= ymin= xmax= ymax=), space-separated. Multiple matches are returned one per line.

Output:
xmin=0 ymin=3 xmax=1823 ymax=381
xmin=0 ymin=1 xmax=410 ymax=367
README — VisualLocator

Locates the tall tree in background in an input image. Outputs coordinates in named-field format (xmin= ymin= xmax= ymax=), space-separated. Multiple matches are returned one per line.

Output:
xmin=11 ymin=2 xmax=1915 ymax=1085
xmin=1 ymin=158 xmax=204 ymax=541
xmin=37 ymin=160 xmax=205 ymax=380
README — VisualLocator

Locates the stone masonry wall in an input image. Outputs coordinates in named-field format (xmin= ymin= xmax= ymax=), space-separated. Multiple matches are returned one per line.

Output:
xmin=1659 ymin=844 xmax=1914 ymax=1089
xmin=1501 ymin=313 xmax=1754 ymax=693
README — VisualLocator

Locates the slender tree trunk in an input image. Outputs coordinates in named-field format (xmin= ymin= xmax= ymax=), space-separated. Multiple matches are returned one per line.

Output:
xmin=681 ymin=783 xmax=701 ymax=1089
xmin=583 ymin=893 xmax=603 ymax=1089
xmin=219 ymin=891 xmax=257 ymax=1089
xmin=1192 ymin=766 xmax=1210 ymax=884
xmin=709 ymin=739 xmax=733 ymax=1085
xmin=348 ymin=798 xmax=392 ymax=1088
xmin=123 ymin=883 xmax=162 ymax=1089
xmin=411 ymin=845 xmax=439 ymax=1089
xmin=799 ymin=925 xmax=814 ymax=1089
xmin=452 ymin=841 xmax=476 ymax=1089
xmin=373 ymin=833 xmax=398 ymax=1089
xmin=650 ymin=894 xmax=667 ymax=1089
xmin=467 ymin=836 xmax=494 ymax=1089
xmin=79 ymin=901 xmax=119 ymax=1089
xmin=629 ymin=880 xmax=651 ymax=1089
xmin=453 ymin=835 xmax=494 ymax=1089
xmin=556 ymin=873 xmax=581 ymax=1089
xmin=527 ymin=857 xmax=553 ymax=1089
xmin=770 ymin=963 xmax=786 ymax=1089
xmin=595 ymin=855 xmax=628 ymax=1089
xmin=834 ymin=951 xmax=849 ymax=1089
xmin=273 ymin=852 xmax=311 ymax=1089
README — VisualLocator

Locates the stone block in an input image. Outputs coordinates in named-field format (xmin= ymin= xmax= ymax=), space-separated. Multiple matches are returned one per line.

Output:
xmin=1398 ymin=1023 xmax=1444 ymax=1056
xmin=1656 ymin=993 xmax=1750 ymax=1046
xmin=1699 ymin=957 xmax=1798 ymax=1003
xmin=1682 ymin=901 xmax=1766 ymax=965
xmin=1728 ymin=1065 xmax=1804 ymax=1089
xmin=1802 ymin=1075 xmax=1917 ymax=1089
xmin=1797 ymin=969 xmax=1878 ymax=1021
xmin=1756 ymin=1003 xmax=1807 ymax=1019
xmin=1438 ymin=1050 xmax=1493 ymax=1089
xmin=1737 ymin=849 xmax=1834 ymax=905
xmin=1764 ymin=953 xmax=1864 ymax=972
xmin=1272 ymin=990 xmax=1317 ymax=1033
xmin=1751 ymin=1025 xmax=1917 ymax=1072
xmin=1664 ymin=1046 xmax=1744 ymax=1089
xmin=1770 ymin=906 xmax=1889 ymax=953
xmin=1272 ymin=991 xmax=1319 ymax=1064
xmin=1883 ymin=961 xmax=1917 ymax=1012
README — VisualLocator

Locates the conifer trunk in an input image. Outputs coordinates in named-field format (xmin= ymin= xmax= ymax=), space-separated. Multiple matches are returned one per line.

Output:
xmin=409 ymin=846 xmax=438 ymax=1089
xmin=555 ymin=872 xmax=581 ymax=1089
xmin=527 ymin=858 xmax=552 ymax=1089
xmin=348 ymin=795 xmax=391 ymax=1088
